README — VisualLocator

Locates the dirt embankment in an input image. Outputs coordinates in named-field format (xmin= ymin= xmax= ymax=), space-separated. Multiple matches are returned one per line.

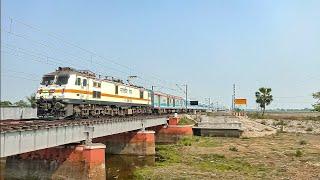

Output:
xmin=248 ymin=112 xmax=320 ymax=134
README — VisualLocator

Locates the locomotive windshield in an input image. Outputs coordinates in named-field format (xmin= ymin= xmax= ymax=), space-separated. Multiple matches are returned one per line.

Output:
xmin=41 ymin=75 xmax=55 ymax=85
xmin=56 ymin=74 xmax=70 ymax=85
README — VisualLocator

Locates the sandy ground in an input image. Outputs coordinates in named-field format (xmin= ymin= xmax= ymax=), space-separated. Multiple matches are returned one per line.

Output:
xmin=253 ymin=118 xmax=320 ymax=134
xmin=188 ymin=113 xmax=278 ymax=138
xmin=238 ymin=116 xmax=277 ymax=137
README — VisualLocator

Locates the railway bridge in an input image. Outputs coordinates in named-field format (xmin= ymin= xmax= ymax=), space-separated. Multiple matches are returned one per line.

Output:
xmin=1 ymin=115 xmax=193 ymax=179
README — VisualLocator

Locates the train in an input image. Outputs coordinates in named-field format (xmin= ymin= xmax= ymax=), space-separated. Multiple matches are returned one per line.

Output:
xmin=35 ymin=67 xmax=208 ymax=119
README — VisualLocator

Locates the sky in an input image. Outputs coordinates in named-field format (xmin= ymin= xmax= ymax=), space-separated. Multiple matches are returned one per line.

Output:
xmin=1 ymin=0 xmax=319 ymax=109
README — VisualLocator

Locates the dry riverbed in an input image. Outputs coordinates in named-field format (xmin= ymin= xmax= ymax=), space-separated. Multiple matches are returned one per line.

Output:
xmin=134 ymin=133 xmax=320 ymax=179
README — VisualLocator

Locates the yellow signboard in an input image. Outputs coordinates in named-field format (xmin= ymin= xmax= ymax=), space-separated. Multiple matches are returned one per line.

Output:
xmin=234 ymin=98 xmax=247 ymax=105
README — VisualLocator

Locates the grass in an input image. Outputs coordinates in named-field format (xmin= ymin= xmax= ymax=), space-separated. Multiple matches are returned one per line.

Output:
xmin=155 ymin=145 xmax=182 ymax=165
xmin=194 ymin=154 xmax=266 ymax=174
xmin=134 ymin=136 xmax=268 ymax=179
xmin=178 ymin=117 xmax=195 ymax=125
xmin=134 ymin=133 xmax=320 ymax=179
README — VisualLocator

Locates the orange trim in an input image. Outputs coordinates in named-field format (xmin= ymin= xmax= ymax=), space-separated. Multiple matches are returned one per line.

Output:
xmin=54 ymin=89 xmax=150 ymax=101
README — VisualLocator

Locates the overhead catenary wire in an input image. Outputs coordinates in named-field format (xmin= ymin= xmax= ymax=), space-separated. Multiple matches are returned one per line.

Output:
xmin=2 ymin=16 xmax=181 ymax=90
xmin=1 ymin=27 xmax=181 ymax=94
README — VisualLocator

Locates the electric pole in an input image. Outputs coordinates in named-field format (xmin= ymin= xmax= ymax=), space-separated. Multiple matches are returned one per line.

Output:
xmin=185 ymin=84 xmax=188 ymax=112
xmin=232 ymin=84 xmax=236 ymax=110
xmin=175 ymin=84 xmax=188 ymax=112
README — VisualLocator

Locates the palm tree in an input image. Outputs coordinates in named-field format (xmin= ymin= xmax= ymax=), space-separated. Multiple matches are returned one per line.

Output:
xmin=312 ymin=92 xmax=320 ymax=112
xmin=255 ymin=87 xmax=273 ymax=116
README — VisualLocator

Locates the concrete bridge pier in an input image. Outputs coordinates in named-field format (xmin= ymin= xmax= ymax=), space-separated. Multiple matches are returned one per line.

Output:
xmin=94 ymin=130 xmax=156 ymax=155
xmin=4 ymin=143 xmax=106 ymax=180
xmin=150 ymin=117 xmax=194 ymax=143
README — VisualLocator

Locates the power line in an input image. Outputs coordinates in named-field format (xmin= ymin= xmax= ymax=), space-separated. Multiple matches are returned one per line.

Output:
xmin=3 ymin=16 xmax=181 ymax=89
xmin=1 ymin=16 xmax=193 ymax=99
xmin=2 ymin=27 xmax=179 ymax=92
xmin=2 ymin=74 xmax=39 ymax=82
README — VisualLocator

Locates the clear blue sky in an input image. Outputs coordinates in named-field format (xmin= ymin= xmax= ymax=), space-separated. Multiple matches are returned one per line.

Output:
xmin=1 ymin=0 xmax=319 ymax=109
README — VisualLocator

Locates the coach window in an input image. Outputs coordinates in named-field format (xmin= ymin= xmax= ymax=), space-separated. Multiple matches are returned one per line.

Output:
xmin=75 ymin=77 xmax=81 ymax=86
xmin=98 ymin=83 xmax=101 ymax=88
xmin=115 ymin=85 xmax=119 ymax=94
xmin=167 ymin=98 xmax=170 ymax=106
xmin=83 ymin=79 xmax=87 ymax=86
xmin=173 ymin=99 xmax=175 ymax=107
xmin=140 ymin=91 xmax=144 ymax=99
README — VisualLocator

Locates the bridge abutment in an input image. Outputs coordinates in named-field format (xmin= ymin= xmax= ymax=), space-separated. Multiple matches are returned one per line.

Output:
xmin=94 ymin=130 xmax=156 ymax=155
xmin=4 ymin=143 xmax=106 ymax=180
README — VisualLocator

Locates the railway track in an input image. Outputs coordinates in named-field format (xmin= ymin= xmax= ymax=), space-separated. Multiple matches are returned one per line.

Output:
xmin=0 ymin=115 xmax=169 ymax=132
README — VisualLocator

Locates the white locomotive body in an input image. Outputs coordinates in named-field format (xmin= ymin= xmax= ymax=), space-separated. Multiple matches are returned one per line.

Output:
xmin=36 ymin=67 xmax=152 ymax=118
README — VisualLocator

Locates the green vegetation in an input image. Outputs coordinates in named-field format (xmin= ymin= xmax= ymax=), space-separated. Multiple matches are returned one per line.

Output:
xmin=26 ymin=93 xmax=37 ymax=108
xmin=0 ymin=101 xmax=13 ymax=107
xmin=255 ymin=87 xmax=273 ymax=116
xmin=229 ymin=146 xmax=238 ymax=152
xmin=312 ymin=92 xmax=320 ymax=112
xmin=0 ymin=94 xmax=37 ymax=108
xmin=155 ymin=145 xmax=182 ymax=165
xmin=195 ymin=154 xmax=264 ymax=173
xmin=178 ymin=117 xmax=195 ymax=125
xmin=299 ymin=140 xmax=307 ymax=145
xmin=295 ymin=150 xmax=303 ymax=157
xmin=134 ymin=133 xmax=320 ymax=179
xmin=134 ymin=136 xmax=267 ymax=179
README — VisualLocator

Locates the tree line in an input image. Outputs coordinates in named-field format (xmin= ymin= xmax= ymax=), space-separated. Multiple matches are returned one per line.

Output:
xmin=0 ymin=94 xmax=37 ymax=108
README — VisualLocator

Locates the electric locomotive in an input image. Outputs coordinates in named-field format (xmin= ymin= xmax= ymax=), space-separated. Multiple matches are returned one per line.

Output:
xmin=36 ymin=67 xmax=153 ymax=118
xmin=36 ymin=67 xmax=208 ymax=119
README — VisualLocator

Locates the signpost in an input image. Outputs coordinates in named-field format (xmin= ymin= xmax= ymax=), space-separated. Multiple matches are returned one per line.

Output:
xmin=234 ymin=98 xmax=247 ymax=105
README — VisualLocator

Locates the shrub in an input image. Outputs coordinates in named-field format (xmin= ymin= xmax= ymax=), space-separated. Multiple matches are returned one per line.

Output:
xmin=178 ymin=117 xmax=195 ymax=125
xmin=295 ymin=150 xmax=303 ymax=157
xmin=180 ymin=137 xmax=193 ymax=146
xmin=306 ymin=127 xmax=313 ymax=131
xmin=299 ymin=140 xmax=307 ymax=145
xmin=229 ymin=146 xmax=238 ymax=152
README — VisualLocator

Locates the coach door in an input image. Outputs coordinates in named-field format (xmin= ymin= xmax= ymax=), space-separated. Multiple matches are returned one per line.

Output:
xmin=158 ymin=95 xmax=160 ymax=107
xmin=82 ymin=78 xmax=89 ymax=100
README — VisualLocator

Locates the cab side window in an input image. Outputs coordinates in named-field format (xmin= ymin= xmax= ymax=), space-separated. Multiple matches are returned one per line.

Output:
xmin=140 ymin=91 xmax=144 ymax=99
xmin=75 ymin=78 xmax=81 ymax=86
